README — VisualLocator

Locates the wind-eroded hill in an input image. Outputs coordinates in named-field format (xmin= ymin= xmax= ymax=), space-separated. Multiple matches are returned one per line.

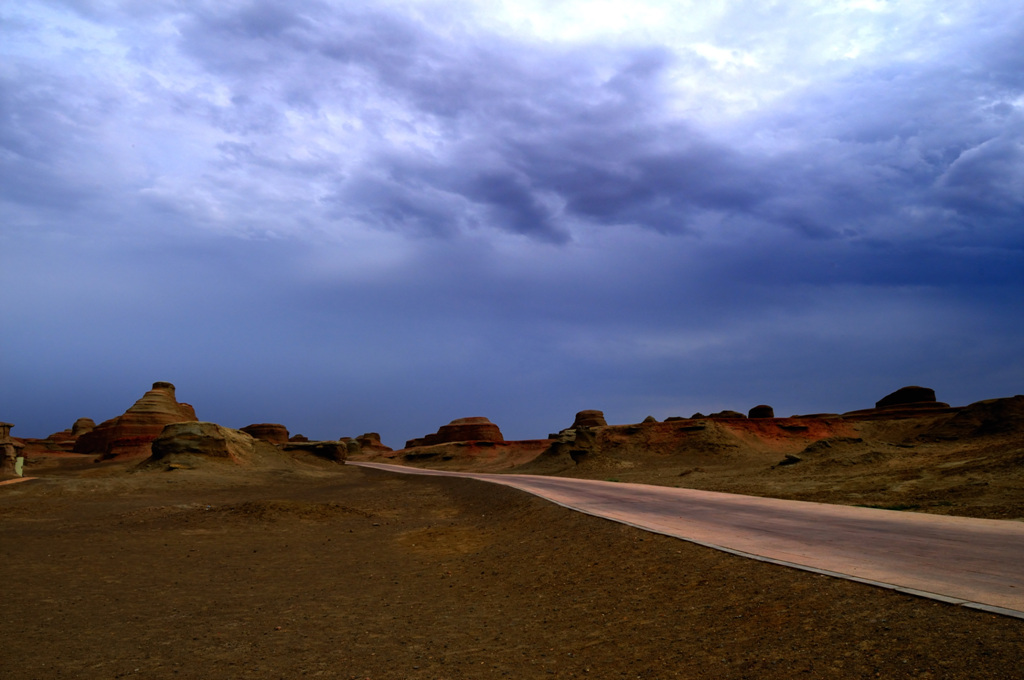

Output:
xmin=354 ymin=395 xmax=1024 ymax=520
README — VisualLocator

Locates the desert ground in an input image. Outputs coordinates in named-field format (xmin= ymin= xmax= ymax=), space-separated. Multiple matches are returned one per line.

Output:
xmin=2 ymin=454 xmax=1023 ymax=680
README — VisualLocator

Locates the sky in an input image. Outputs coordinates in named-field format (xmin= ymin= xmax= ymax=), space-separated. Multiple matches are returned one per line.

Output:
xmin=2 ymin=0 xmax=1023 ymax=447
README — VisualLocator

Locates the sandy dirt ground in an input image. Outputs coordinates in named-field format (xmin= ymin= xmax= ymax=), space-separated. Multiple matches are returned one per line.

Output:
xmin=2 ymin=459 xmax=1023 ymax=679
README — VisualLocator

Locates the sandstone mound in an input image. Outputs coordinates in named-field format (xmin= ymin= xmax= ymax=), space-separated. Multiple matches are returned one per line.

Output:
xmin=72 ymin=418 xmax=96 ymax=437
xmin=844 ymin=386 xmax=954 ymax=420
xmin=572 ymin=410 xmax=607 ymax=428
xmin=149 ymin=422 xmax=258 ymax=463
xmin=355 ymin=432 xmax=393 ymax=454
xmin=143 ymin=421 xmax=347 ymax=469
xmin=282 ymin=440 xmax=348 ymax=462
xmin=74 ymin=382 xmax=198 ymax=459
xmin=748 ymin=405 xmax=775 ymax=419
xmin=876 ymin=386 xmax=937 ymax=408
xmin=406 ymin=417 xmax=504 ymax=448
xmin=920 ymin=395 xmax=1024 ymax=441
xmin=19 ymin=417 xmax=98 ymax=455
xmin=241 ymin=423 xmax=290 ymax=444
xmin=708 ymin=410 xmax=746 ymax=419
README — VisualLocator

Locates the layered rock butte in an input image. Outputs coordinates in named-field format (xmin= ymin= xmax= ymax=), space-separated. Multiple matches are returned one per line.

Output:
xmin=73 ymin=382 xmax=198 ymax=460
xmin=405 ymin=417 xmax=505 ymax=449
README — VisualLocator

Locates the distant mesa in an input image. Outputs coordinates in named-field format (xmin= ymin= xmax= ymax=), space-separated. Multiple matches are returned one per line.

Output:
xmin=708 ymin=410 xmax=746 ymax=419
xmin=571 ymin=410 xmax=607 ymax=429
xmin=73 ymin=382 xmax=198 ymax=459
xmin=289 ymin=434 xmax=310 ymax=443
xmin=876 ymin=386 xmax=939 ymax=409
xmin=843 ymin=385 xmax=953 ymax=420
xmin=405 ymin=417 xmax=504 ymax=448
xmin=748 ymin=405 xmax=775 ymax=419
xmin=241 ymin=423 xmax=290 ymax=444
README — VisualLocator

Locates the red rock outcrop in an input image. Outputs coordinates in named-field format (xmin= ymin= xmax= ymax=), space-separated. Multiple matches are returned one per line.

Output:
xmin=241 ymin=423 xmax=290 ymax=444
xmin=748 ymin=405 xmax=775 ymax=419
xmin=572 ymin=410 xmax=607 ymax=428
xmin=406 ymin=417 xmax=504 ymax=448
xmin=355 ymin=432 xmax=393 ymax=454
xmin=73 ymin=382 xmax=198 ymax=460
xmin=71 ymin=418 xmax=96 ymax=437
xmin=435 ymin=417 xmax=503 ymax=443
xmin=19 ymin=417 xmax=98 ymax=455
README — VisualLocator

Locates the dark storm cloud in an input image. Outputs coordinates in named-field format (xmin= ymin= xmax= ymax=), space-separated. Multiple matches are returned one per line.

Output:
xmin=157 ymin=0 xmax=1024 ymax=254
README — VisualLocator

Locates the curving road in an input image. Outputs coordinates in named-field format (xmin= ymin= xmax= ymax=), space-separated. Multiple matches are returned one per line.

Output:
xmin=348 ymin=461 xmax=1024 ymax=619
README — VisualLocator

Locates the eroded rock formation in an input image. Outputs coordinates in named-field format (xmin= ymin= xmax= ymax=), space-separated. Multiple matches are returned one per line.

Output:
xmin=708 ymin=410 xmax=746 ymax=419
xmin=241 ymin=423 xmax=290 ymax=444
xmin=876 ymin=386 xmax=938 ymax=409
xmin=71 ymin=418 xmax=96 ymax=437
xmin=355 ymin=432 xmax=393 ymax=454
xmin=149 ymin=422 xmax=256 ymax=463
xmin=1 ymin=422 xmax=26 ymax=477
xmin=73 ymin=382 xmax=198 ymax=459
xmin=572 ymin=410 xmax=607 ymax=428
xmin=748 ymin=405 xmax=775 ymax=419
xmin=844 ymin=386 xmax=953 ymax=420
xmin=405 ymin=417 xmax=504 ymax=448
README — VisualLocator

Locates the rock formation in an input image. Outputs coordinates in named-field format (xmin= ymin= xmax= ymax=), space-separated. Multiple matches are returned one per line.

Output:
xmin=71 ymin=418 xmax=96 ymax=437
xmin=572 ymin=410 xmax=607 ymax=428
xmin=149 ymin=422 xmax=257 ymax=463
xmin=283 ymin=440 xmax=348 ymax=462
xmin=29 ymin=417 xmax=98 ymax=453
xmin=1 ymin=422 xmax=26 ymax=477
xmin=708 ymin=410 xmax=746 ymax=419
xmin=240 ymin=423 xmax=290 ymax=444
xmin=73 ymin=382 xmax=198 ymax=459
xmin=920 ymin=395 xmax=1024 ymax=440
xmin=748 ymin=405 xmax=775 ymax=419
xmin=405 ymin=417 xmax=504 ymax=448
xmin=289 ymin=434 xmax=309 ymax=443
xmin=844 ymin=386 xmax=953 ymax=420
xmin=355 ymin=432 xmax=393 ymax=454
xmin=876 ymin=386 xmax=939 ymax=409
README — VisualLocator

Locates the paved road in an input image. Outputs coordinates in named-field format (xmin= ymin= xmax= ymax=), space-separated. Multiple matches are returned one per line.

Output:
xmin=348 ymin=461 xmax=1024 ymax=619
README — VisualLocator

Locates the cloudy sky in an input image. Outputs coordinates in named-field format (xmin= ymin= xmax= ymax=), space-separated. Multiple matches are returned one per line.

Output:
xmin=2 ymin=0 xmax=1022 ymax=447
